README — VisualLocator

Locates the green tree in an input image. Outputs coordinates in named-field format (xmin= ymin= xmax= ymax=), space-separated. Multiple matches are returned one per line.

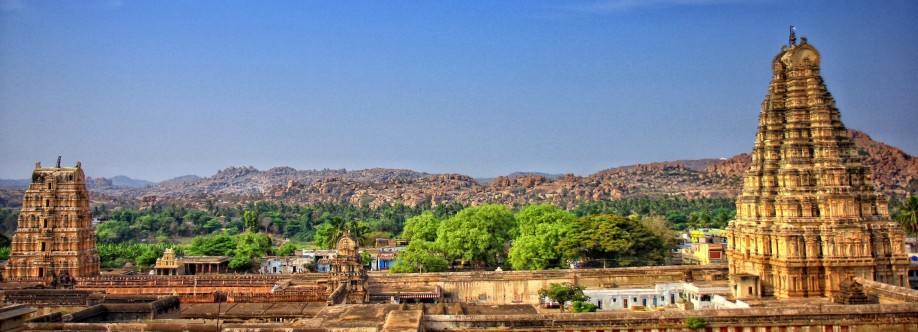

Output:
xmin=436 ymin=204 xmax=517 ymax=267
xmin=277 ymin=242 xmax=297 ymax=256
xmin=687 ymin=211 xmax=711 ymax=229
xmin=313 ymin=223 xmax=338 ymax=249
xmin=686 ymin=317 xmax=709 ymax=329
xmin=538 ymin=283 xmax=588 ymax=313
xmin=188 ymin=233 xmax=237 ymax=256
xmin=557 ymin=214 xmax=667 ymax=267
xmin=229 ymin=232 xmax=273 ymax=271
xmin=0 ymin=208 xmax=19 ymax=236
xmin=390 ymin=240 xmax=448 ymax=273
xmin=203 ymin=218 xmax=223 ymax=233
xmin=401 ymin=212 xmax=440 ymax=242
xmin=95 ymin=220 xmax=134 ymax=243
xmin=895 ymin=195 xmax=918 ymax=235
xmin=243 ymin=210 xmax=258 ymax=233
xmin=508 ymin=204 xmax=575 ymax=270
xmin=571 ymin=301 xmax=597 ymax=313
xmin=136 ymin=246 xmax=163 ymax=266
xmin=710 ymin=208 xmax=735 ymax=229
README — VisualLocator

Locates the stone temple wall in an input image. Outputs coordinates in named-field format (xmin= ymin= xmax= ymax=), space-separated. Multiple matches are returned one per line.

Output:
xmin=369 ymin=265 xmax=726 ymax=305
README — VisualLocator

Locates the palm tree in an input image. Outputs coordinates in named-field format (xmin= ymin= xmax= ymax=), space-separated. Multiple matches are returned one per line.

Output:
xmin=895 ymin=195 xmax=918 ymax=235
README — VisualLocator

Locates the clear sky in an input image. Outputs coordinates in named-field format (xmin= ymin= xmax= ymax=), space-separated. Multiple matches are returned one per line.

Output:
xmin=1 ymin=1 xmax=916 ymax=182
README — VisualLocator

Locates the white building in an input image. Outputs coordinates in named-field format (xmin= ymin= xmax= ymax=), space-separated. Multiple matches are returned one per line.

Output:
xmin=584 ymin=282 xmax=735 ymax=311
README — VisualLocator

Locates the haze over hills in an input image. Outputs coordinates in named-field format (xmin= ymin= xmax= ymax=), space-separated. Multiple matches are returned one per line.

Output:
xmin=0 ymin=129 xmax=913 ymax=209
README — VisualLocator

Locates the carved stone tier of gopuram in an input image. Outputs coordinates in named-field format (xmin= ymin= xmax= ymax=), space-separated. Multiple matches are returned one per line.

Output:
xmin=3 ymin=158 xmax=100 ymax=281
xmin=326 ymin=230 xmax=369 ymax=304
xmin=726 ymin=34 xmax=909 ymax=300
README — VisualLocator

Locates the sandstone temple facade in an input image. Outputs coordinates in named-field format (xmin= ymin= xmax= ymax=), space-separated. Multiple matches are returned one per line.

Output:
xmin=726 ymin=35 xmax=909 ymax=299
xmin=327 ymin=230 xmax=369 ymax=304
xmin=3 ymin=159 xmax=100 ymax=280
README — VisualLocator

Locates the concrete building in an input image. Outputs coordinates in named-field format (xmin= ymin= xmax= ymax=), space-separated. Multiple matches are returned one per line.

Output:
xmin=681 ymin=229 xmax=728 ymax=265
xmin=584 ymin=282 xmax=731 ymax=311
xmin=259 ymin=256 xmax=314 ymax=274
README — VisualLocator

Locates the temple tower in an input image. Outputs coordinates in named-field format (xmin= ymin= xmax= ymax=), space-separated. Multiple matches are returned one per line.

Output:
xmin=327 ymin=230 xmax=368 ymax=304
xmin=4 ymin=159 xmax=100 ymax=280
xmin=726 ymin=36 xmax=909 ymax=300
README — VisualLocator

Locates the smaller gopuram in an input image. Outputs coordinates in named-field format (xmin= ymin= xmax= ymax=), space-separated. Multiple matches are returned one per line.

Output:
xmin=153 ymin=248 xmax=183 ymax=276
xmin=327 ymin=230 xmax=368 ymax=304
xmin=4 ymin=158 xmax=100 ymax=280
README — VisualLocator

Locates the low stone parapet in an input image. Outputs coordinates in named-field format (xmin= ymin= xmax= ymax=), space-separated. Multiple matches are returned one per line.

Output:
xmin=854 ymin=277 xmax=918 ymax=304
xmin=228 ymin=287 xmax=327 ymax=303
xmin=425 ymin=303 xmax=918 ymax=331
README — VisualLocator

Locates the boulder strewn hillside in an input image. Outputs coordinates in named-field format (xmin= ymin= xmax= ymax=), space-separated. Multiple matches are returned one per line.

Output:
xmin=705 ymin=154 xmax=751 ymax=179
xmin=848 ymin=129 xmax=918 ymax=196
xmin=0 ymin=129 xmax=912 ymax=209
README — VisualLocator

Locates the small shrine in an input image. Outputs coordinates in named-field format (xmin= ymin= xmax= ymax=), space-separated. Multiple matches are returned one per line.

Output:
xmin=153 ymin=248 xmax=183 ymax=276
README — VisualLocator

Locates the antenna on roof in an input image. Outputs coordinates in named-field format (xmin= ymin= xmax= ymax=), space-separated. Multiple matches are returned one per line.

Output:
xmin=789 ymin=25 xmax=797 ymax=47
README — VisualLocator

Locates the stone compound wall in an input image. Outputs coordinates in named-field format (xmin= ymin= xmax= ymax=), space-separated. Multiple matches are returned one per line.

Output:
xmin=369 ymin=265 xmax=727 ymax=305
xmin=70 ymin=266 xmax=726 ymax=305
xmin=75 ymin=275 xmax=280 ymax=296
xmin=425 ymin=303 xmax=918 ymax=332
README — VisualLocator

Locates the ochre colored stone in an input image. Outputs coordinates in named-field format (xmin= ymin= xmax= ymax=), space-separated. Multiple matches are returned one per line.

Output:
xmin=726 ymin=38 xmax=910 ymax=300
xmin=4 ymin=161 xmax=100 ymax=280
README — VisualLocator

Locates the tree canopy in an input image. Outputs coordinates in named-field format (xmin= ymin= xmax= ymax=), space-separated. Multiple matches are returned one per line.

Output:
xmin=539 ymin=283 xmax=589 ymax=313
xmin=435 ymin=204 xmax=517 ymax=267
xmin=507 ymin=204 xmax=574 ymax=270
xmin=187 ymin=231 xmax=273 ymax=271
xmin=557 ymin=214 xmax=668 ymax=267
xmin=894 ymin=195 xmax=918 ymax=235
xmin=401 ymin=212 xmax=440 ymax=242
xmin=389 ymin=240 xmax=448 ymax=273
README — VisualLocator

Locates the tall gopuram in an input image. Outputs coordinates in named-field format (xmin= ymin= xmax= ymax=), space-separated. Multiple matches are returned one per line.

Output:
xmin=726 ymin=33 xmax=909 ymax=300
xmin=4 ymin=158 xmax=100 ymax=280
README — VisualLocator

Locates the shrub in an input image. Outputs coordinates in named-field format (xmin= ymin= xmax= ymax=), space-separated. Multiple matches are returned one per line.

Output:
xmin=686 ymin=317 xmax=709 ymax=329
xmin=571 ymin=301 xmax=597 ymax=313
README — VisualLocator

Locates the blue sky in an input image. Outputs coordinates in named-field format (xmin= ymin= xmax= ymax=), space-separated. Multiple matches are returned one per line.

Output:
xmin=1 ymin=1 xmax=916 ymax=181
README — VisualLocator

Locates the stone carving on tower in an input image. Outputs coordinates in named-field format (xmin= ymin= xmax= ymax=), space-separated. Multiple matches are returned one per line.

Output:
xmin=4 ymin=159 xmax=101 ymax=281
xmin=327 ymin=230 xmax=368 ymax=304
xmin=726 ymin=34 xmax=909 ymax=300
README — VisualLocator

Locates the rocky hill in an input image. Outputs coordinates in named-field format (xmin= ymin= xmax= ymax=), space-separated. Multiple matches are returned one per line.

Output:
xmin=848 ymin=130 xmax=918 ymax=197
xmin=0 ymin=129 xmax=913 ymax=209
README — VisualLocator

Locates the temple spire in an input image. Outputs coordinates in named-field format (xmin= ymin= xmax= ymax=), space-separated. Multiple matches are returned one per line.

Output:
xmin=789 ymin=25 xmax=797 ymax=47
xmin=726 ymin=36 xmax=909 ymax=301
